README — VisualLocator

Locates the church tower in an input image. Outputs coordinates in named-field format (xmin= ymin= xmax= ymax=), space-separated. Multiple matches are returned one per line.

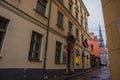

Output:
xmin=99 ymin=25 xmax=105 ymax=48
xmin=99 ymin=25 xmax=108 ymax=66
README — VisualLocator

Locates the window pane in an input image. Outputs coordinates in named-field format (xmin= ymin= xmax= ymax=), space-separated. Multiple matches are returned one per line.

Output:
xmin=0 ymin=32 xmax=4 ymax=48
xmin=76 ymin=28 xmax=79 ymax=39
xmin=34 ymin=52 xmax=39 ymax=59
xmin=76 ymin=12 xmax=78 ymax=20
xmin=68 ymin=3 xmax=72 ymax=12
xmin=68 ymin=21 xmax=72 ymax=33
xmin=62 ymin=52 xmax=66 ymax=64
xmin=57 ymin=11 xmax=63 ymax=27
xmin=0 ymin=17 xmax=8 ymax=29
xmin=35 ymin=43 xmax=40 ymax=51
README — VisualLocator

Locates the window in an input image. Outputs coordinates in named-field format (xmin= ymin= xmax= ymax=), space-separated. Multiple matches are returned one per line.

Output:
xmin=81 ymin=34 xmax=84 ymax=42
xmin=68 ymin=21 xmax=72 ymax=33
xmin=76 ymin=28 xmax=79 ymax=40
xmin=76 ymin=50 xmax=80 ymax=66
xmin=29 ymin=31 xmax=42 ymax=61
xmin=55 ymin=41 xmax=62 ymax=64
xmin=80 ymin=6 xmax=82 ymax=13
xmin=59 ymin=0 xmax=63 ymax=3
xmin=81 ymin=16 xmax=83 ymax=26
xmin=75 ymin=0 xmax=77 ymax=5
xmin=76 ymin=55 xmax=80 ymax=65
xmin=68 ymin=3 xmax=72 ymax=12
xmin=62 ymin=52 xmax=66 ymax=64
xmin=76 ymin=12 xmax=78 ymax=20
xmin=57 ymin=11 xmax=63 ymax=28
xmin=0 ymin=16 xmax=9 ymax=52
xmin=36 ymin=0 xmax=47 ymax=16
xmin=85 ymin=22 xmax=87 ymax=31
xmin=91 ymin=44 xmax=93 ymax=51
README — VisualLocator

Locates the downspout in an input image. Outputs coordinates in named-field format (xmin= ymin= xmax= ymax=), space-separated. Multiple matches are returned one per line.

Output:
xmin=43 ymin=0 xmax=52 ymax=80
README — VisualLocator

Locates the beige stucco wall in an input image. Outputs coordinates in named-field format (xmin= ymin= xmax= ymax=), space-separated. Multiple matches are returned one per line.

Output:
xmin=0 ymin=0 xmax=90 ymax=70
xmin=0 ymin=4 xmax=46 ymax=68
xmin=5 ymin=0 xmax=49 ymax=25
xmin=101 ymin=0 xmax=120 ymax=80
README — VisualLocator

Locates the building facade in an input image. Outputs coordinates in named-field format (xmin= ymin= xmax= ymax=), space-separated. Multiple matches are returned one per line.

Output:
xmin=89 ymin=32 xmax=100 ymax=68
xmin=101 ymin=0 xmax=120 ymax=80
xmin=0 ymin=0 xmax=90 ymax=80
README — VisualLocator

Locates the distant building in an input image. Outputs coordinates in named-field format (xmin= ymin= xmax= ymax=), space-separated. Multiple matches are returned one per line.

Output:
xmin=101 ymin=0 xmax=120 ymax=79
xmin=99 ymin=26 xmax=108 ymax=66
xmin=89 ymin=32 xmax=100 ymax=68
xmin=0 ymin=0 xmax=90 ymax=79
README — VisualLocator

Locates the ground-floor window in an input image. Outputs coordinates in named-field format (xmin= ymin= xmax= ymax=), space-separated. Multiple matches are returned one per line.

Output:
xmin=29 ymin=31 xmax=42 ymax=61
xmin=76 ymin=50 xmax=80 ymax=66
xmin=0 ymin=16 xmax=9 ymax=52
xmin=55 ymin=41 xmax=62 ymax=64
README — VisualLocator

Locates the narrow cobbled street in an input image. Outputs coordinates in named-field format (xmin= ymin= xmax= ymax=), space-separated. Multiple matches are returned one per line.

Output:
xmin=69 ymin=66 xmax=111 ymax=80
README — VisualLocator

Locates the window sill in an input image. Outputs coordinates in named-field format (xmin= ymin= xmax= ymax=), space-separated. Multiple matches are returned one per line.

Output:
xmin=56 ymin=24 xmax=64 ymax=30
xmin=61 ymin=63 xmax=66 ymax=65
xmin=34 ymin=9 xmax=48 ymax=19
xmin=55 ymin=63 xmax=66 ymax=65
xmin=29 ymin=58 xmax=42 ymax=62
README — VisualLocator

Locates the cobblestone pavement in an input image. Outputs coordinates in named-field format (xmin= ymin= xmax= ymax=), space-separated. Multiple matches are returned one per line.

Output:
xmin=69 ymin=66 xmax=111 ymax=80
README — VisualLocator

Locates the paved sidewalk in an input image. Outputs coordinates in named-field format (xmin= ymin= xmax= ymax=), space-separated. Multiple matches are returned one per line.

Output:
xmin=48 ymin=67 xmax=101 ymax=80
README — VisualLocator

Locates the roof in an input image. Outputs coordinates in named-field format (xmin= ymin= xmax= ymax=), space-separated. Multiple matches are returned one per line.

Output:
xmin=81 ymin=0 xmax=90 ymax=16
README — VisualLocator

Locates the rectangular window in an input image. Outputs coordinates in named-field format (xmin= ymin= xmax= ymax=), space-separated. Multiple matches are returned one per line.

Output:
xmin=57 ymin=11 xmax=63 ymax=28
xmin=80 ymin=6 xmax=82 ymax=13
xmin=59 ymin=0 xmax=63 ymax=3
xmin=0 ymin=16 xmax=9 ymax=52
xmin=76 ymin=28 xmax=79 ymax=40
xmin=85 ymin=22 xmax=87 ymax=31
xmin=81 ymin=16 xmax=83 ymax=26
xmin=75 ymin=0 xmax=77 ymax=5
xmin=55 ymin=41 xmax=62 ymax=64
xmin=91 ymin=44 xmax=93 ymax=51
xmin=62 ymin=52 xmax=66 ymax=64
xmin=68 ymin=21 xmax=72 ymax=33
xmin=29 ymin=31 xmax=42 ymax=61
xmin=36 ymin=0 xmax=47 ymax=16
xmin=76 ymin=50 xmax=80 ymax=66
xmin=81 ymin=34 xmax=84 ymax=42
xmin=76 ymin=12 xmax=78 ymax=20
xmin=68 ymin=3 xmax=72 ymax=12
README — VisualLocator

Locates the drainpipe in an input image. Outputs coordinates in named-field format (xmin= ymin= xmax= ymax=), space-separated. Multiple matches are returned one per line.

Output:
xmin=43 ymin=0 xmax=52 ymax=80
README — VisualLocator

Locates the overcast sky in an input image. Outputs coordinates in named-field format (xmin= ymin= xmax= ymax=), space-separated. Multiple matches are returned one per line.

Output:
xmin=82 ymin=0 xmax=107 ymax=44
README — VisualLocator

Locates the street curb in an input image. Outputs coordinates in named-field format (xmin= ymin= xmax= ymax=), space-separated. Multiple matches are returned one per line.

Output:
xmin=63 ymin=67 xmax=99 ymax=80
xmin=48 ymin=67 xmax=100 ymax=80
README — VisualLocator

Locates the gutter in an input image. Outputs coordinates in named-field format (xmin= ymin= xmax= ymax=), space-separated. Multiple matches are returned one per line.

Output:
xmin=43 ymin=0 xmax=53 ymax=80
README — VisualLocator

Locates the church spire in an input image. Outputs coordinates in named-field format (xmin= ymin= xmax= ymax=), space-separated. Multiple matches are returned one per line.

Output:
xmin=99 ymin=25 xmax=105 ymax=48
xmin=99 ymin=25 xmax=103 ymax=42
